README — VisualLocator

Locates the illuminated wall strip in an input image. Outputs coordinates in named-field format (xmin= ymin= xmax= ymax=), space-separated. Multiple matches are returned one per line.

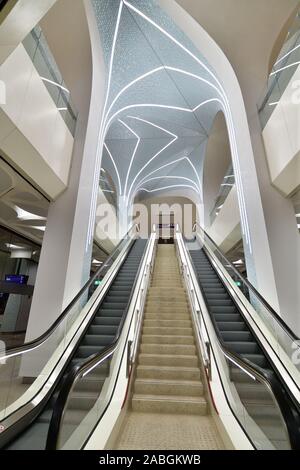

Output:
xmin=118 ymin=118 xmax=140 ymax=196
xmin=104 ymin=142 xmax=122 ymax=195
xmin=139 ymin=184 xmax=200 ymax=196
xmin=86 ymin=0 xmax=123 ymax=250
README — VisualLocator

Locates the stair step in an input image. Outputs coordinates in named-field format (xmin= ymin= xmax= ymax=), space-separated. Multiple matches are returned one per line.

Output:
xmin=146 ymin=304 xmax=189 ymax=312
xmin=225 ymin=341 xmax=261 ymax=354
xmin=143 ymin=319 xmax=192 ymax=328
xmin=134 ymin=378 xmax=203 ymax=396
xmin=136 ymin=365 xmax=200 ymax=380
xmin=140 ymin=343 xmax=196 ymax=355
xmin=142 ymin=334 xmax=194 ymax=345
xmin=132 ymin=394 xmax=207 ymax=415
xmin=139 ymin=353 xmax=198 ymax=367
xmin=143 ymin=326 xmax=193 ymax=336
xmin=145 ymin=312 xmax=190 ymax=320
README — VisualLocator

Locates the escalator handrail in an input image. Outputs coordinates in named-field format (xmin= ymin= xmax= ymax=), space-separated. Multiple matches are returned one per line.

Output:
xmin=192 ymin=222 xmax=298 ymax=341
xmin=46 ymin=235 xmax=152 ymax=450
xmin=1 ymin=224 xmax=139 ymax=357
xmin=180 ymin=232 xmax=300 ymax=450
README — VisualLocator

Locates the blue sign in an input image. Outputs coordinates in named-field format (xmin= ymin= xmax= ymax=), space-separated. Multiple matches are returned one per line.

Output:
xmin=5 ymin=275 xmax=29 ymax=285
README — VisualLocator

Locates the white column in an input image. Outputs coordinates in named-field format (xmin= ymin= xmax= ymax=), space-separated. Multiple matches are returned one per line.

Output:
xmin=25 ymin=1 xmax=107 ymax=341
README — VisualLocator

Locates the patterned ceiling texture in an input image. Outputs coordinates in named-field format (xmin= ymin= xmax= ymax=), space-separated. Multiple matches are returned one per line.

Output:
xmin=92 ymin=0 xmax=223 ymax=205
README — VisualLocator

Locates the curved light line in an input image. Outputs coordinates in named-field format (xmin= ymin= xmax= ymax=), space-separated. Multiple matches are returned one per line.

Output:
xmin=130 ymin=155 xmax=202 ymax=204
xmin=274 ymin=44 xmax=300 ymax=66
xmin=123 ymin=0 xmax=220 ymax=88
xmin=126 ymin=119 xmax=178 ymax=204
xmin=104 ymin=99 xmax=218 ymax=204
xmin=270 ymin=61 xmax=300 ymax=76
xmin=127 ymin=115 xmax=177 ymax=138
xmin=136 ymin=175 xmax=199 ymax=193
xmin=118 ymin=118 xmax=140 ymax=196
xmin=104 ymin=142 xmax=122 ymax=195
xmin=86 ymin=0 xmax=123 ymax=250
xmin=103 ymin=66 xmax=164 ymax=132
xmin=138 ymin=184 xmax=200 ymax=196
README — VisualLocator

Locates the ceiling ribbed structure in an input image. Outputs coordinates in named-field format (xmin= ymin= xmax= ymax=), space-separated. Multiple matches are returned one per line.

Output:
xmin=92 ymin=0 xmax=223 ymax=204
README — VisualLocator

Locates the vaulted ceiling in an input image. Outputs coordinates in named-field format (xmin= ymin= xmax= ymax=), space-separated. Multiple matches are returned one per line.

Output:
xmin=92 ymin=0 xmax=223 ymax=205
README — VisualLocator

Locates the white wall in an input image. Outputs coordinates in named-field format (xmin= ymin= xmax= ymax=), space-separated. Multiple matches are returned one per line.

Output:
xmin=0 ymin=0 xmax=57 ymax=64
xmin=0 ymin=44 xmax=74 ymax=199
xmin=203 ymin=111 xmax=232 ymax=227
xmin=263 ymin=65 xmax=300 ymax=196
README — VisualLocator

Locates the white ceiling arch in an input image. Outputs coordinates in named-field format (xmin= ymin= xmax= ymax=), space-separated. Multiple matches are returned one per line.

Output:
xmin=92 ymin=0 xmax=226 ymax=208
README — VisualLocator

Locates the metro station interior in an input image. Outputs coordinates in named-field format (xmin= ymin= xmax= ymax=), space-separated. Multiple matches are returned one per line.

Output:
xmin=0 ymin=0 xmax=300 ymax=451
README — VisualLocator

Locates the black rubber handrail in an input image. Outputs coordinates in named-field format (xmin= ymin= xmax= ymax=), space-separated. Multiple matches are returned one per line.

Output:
xmin=46 ymin=235 xmax=152 ymax=450
xmin=193 ymin=222 xmax=299 ymax=341
xmin=1 ymin=224 xmax=138 ymax=357
xmin=184 ymin=237 xmax=300 ymax=449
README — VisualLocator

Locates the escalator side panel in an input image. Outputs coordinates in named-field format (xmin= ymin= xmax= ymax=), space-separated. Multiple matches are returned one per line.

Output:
xmin=6 ymin=239 xmax=147 ymax=450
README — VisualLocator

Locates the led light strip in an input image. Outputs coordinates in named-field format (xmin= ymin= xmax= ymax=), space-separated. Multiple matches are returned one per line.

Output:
xmin=125 ymin=117 xmax=178 ymax=204
xmin=118 ymin=118 xmax=140 ymax=196
xmin=136 ymin=175 xmax=199 ymax=192
xmin=104 ymin=142 xmax=122 ymax=195
xmin=139 ymin=184 xmax=199 ymax=195
xmin=40 ymin=77 xmax=69 ymax=93
xmin=274 ymin=43 xmax=300 ymax=66
xmin=130 ymin=155 xmax=202 ymax=203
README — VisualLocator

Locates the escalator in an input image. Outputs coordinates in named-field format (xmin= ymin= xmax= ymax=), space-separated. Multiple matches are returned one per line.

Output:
xmin=39 ymin=228 xmax=300 ymax=450
xmin=0 ymin=234 xmax=147 ymax=450
xmin=186 ymin=228 xmax=300 ymax=450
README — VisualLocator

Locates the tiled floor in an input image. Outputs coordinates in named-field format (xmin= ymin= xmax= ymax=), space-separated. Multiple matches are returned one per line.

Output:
xmin=113 ymin=411 xmax=225 ymax=450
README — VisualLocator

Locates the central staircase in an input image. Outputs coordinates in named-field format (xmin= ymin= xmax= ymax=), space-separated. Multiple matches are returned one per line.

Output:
xmin=132 ymin=244 xmax=207 ymax=415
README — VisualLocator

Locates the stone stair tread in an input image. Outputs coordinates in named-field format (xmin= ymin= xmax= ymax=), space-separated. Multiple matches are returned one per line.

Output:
xmin=137 ymin=364 xmax=200 ymax=372
xmin=135 ymin=378 xmax=202 ymax=387
xmin=133 ymin=394 xmax=206 ymax=404
xmin=139 ymin=353 xmax=196 ymax=359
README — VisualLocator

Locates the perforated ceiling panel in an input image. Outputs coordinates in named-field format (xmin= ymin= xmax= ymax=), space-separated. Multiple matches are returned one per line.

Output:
xmin=92 ymin=0 xmax=224 ymax=204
